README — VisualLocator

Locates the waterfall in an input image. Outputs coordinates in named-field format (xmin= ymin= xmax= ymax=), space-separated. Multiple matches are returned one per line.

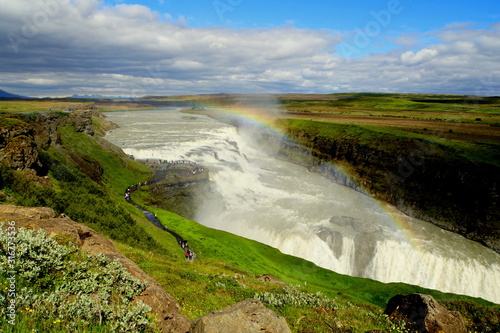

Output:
xmin=105 ymin=109 xmax=500 ymax=304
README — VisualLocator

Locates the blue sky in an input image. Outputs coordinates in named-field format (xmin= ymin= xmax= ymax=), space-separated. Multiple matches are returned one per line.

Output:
xmin=0 ymin=0 xmax=499 ymax=96
xmin=115 ymin=0 xmax=500 ymax=55
xmin=117 ymin=0 xmax=497 ymax=29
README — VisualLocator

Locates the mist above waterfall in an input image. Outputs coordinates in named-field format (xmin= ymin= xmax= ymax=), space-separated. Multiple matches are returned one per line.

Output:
xmin=209 ymin=94 xmax=286 ymax=156
xmin=105 ymin=109 xmax=500 ymax=304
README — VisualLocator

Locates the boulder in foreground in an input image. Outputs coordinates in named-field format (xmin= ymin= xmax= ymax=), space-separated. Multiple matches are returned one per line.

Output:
xmin=384 ymin=293 xmax=466 ymax=333
xmin=190 ymin=298 xmax=291 ymax=333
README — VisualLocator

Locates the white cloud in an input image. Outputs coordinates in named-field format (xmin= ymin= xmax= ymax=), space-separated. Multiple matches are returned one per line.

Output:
xmin=73 ymin=0 xmax=103 ymax=18
xmin=392 ymin=34 xmax=422 ymax=48
xmin=401 ymin=48 xmax=439 ymax=65
xmin=443 ymin=22 xmax=476 ymax=30
xmin=22 ymin=77 xmax=60 ymax=85
xmin=0 ymin=0 xmax=498 ymax=97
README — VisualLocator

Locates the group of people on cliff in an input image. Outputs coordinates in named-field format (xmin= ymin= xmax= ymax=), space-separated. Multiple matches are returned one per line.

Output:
xmin=124 ymin=181 xmax=153 ymax=201
xmin=180 ymin=240 xmax=195 ymax=261
xmin=144 ymin=159 xmax=206 ymax=177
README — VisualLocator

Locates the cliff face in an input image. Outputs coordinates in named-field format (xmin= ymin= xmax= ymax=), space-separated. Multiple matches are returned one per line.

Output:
xmin=0 ymin=108 xmax=110 ymax=177
xmin=0 ymin=117 xmax=42 ymax=173
xmin=261 ymin=124 xmax=499 ymax=252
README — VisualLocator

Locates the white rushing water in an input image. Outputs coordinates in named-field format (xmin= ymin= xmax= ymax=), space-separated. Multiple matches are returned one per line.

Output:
xmin=105 ymin=109 xmax=500 ymax=304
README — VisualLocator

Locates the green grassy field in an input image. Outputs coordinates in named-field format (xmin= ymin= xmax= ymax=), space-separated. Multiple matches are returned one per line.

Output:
xmin=0 ymin=101 xmax=91 ymax=113
xmin=283 ymin=95 xmax=499 ymax=114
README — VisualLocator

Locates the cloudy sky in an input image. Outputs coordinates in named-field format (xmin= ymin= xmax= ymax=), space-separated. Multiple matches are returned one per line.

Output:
xmin=0 ymin=0 xmax=499 ymax=97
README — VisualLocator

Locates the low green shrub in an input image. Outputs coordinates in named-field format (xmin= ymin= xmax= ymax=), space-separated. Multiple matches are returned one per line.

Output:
xmin=255 ymin=285 xmax=338 ymax=310
xmin=441 ymin=300 xmax=500 ymax=332
xmin=0 ymin=225 xmax=155 ymax=332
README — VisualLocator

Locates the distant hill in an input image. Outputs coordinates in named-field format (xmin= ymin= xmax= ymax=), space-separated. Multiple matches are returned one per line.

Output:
xmin=0 ymin=88 xmax=30 ymax=99
xmin=70 ymin=94 xmax=134 ymax=99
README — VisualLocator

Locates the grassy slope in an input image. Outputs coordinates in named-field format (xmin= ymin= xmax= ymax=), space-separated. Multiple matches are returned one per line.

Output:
xmin=57 ymin=124 xmax=151 ymax=199
xmin=131 ymin=195 xmax=472 ymax=304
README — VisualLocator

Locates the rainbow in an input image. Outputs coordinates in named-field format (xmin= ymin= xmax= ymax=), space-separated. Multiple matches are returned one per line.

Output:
xmin=194 ymin=102 xmax=427 ymax=251
xmin=201 ymin=104 xmax=284 ymax=133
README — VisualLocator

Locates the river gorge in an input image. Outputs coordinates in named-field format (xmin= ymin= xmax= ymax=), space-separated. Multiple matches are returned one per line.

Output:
xmin=105 ymin=108 xmax=500 ymax=304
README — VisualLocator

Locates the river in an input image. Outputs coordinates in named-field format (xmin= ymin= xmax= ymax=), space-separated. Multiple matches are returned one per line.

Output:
xmin=105 ymin=108 xmax=500 ymax=304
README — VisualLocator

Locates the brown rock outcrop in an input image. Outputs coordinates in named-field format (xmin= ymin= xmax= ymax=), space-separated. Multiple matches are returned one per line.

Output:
xmin=0 ymin=204 xmax=191 ymax=333
xmin=384 ymin=293 xmax=467 ymax=333
xmin=69 ymin=108 xmax=112 ymax=136
xmin=190 ymin=298 xmax=291 ymax=333
xmin=70 ymin=110 xmax=95 ymax=135
xmin=0 ymin=110 xmax=116 ymax=177
xmin=0 ymin=117 xmax=42 ymax=172
xmin=1 ymin=135 xmax=41 ymax=172
xmin=33 ymin=112 xmax=64 ymax=149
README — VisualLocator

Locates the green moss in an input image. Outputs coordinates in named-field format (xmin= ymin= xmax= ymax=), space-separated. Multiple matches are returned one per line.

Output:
xmin=0 ymin=116 xmax=26 ymax=128
xmin=57 ymin=124 xmax=151 ymax=198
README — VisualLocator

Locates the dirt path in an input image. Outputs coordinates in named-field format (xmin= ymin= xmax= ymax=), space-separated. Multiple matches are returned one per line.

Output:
xmin=124 ymin=167 xmax=198 ymax=261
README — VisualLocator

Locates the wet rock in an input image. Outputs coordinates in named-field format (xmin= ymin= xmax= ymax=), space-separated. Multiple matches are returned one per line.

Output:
xmin=190 ymin=299 xmax=291 ymax=333
xmin=384 ymin=293 xmax=467 ymax=333
xmin=148 ymin=169 xmax=210 ymax=220
xmin=317 ymin=216 xmax=383 ymax=275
